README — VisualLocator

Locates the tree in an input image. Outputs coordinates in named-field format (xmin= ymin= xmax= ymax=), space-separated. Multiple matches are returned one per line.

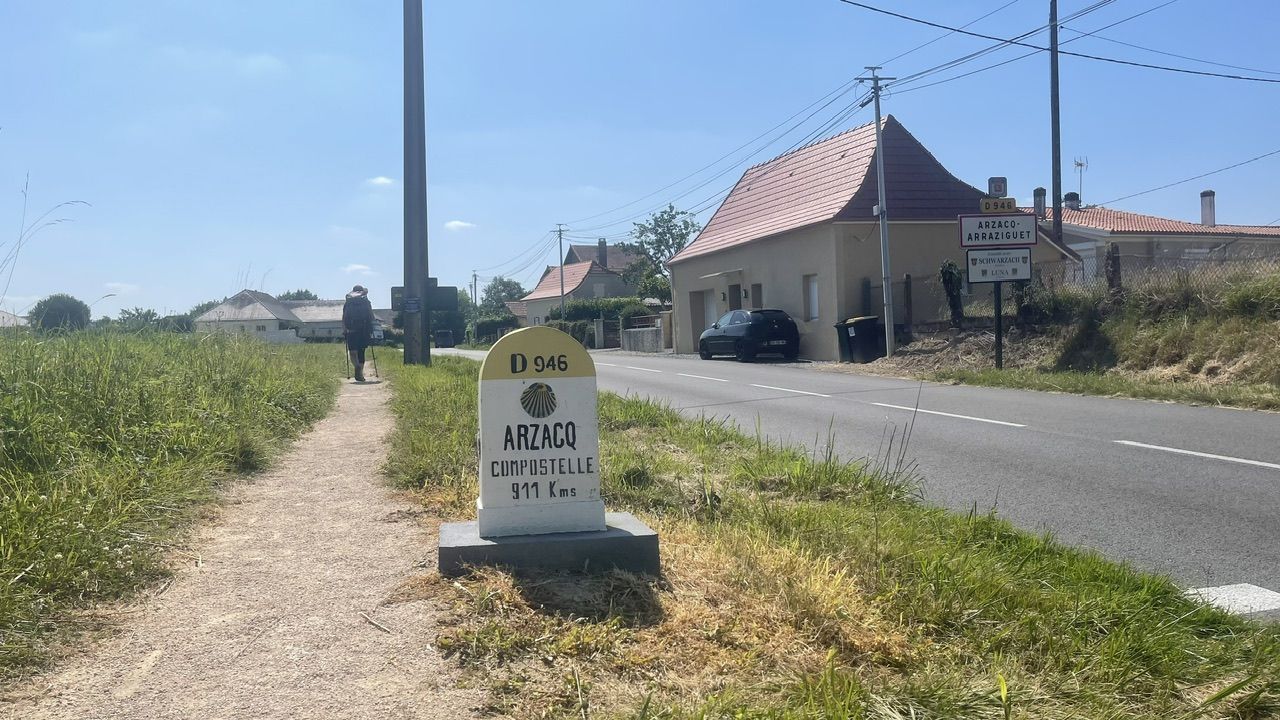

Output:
xmin=189 ymin=299 xmax=224 ymax=319
xmin=118 ymin=307 xmax=159 ymax=332
xmin=621 ymin=204 xmax=701 ymax=281
xmin=480 ymin=277 xmax=527 ymax=314
xmin=431 ymin=289 xmax=476 ymax=341
xmin=30 ymin=293 xmax=90 ymax=331
xmin=277 ymin=289 xmax=318 ymax=301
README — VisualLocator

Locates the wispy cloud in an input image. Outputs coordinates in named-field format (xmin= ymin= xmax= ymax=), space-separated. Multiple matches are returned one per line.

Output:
xmin=104 ymin=282 xmax=141 ymax=295
xmin=444 ymin=220 xmax=476 ymax=232
xmin=71 ymin=26 xmax=136 ymax=49
xmin=342 ymin=264 xmax=375 ymax=276
xmin=364 ymin=176 xmax=396 ymax=187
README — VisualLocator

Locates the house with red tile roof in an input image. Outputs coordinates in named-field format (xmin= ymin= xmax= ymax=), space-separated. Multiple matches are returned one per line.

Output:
xmin=519 ymin=260 xmax=634 ymax=326
xmin=667 ymin=115 xmax=1078 ymax=360
xmin=1024 ymin=190 xmax=1280 ymax=279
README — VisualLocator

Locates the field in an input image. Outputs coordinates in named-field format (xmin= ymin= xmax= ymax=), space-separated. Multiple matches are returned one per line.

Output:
xmin=383 ymin=356 xmax=1280 ymax=719
xmin=0 ymin=331 xmax=339 ymax=675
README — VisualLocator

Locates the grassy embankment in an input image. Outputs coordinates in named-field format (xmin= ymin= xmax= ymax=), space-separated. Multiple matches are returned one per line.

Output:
xmin=384 ymin=355 xmax=1280 ymax=719
xmin=0 ymin=332 xmax=339 ymax=676
xmin=934 ymin=270 xmax=1280 ymax=410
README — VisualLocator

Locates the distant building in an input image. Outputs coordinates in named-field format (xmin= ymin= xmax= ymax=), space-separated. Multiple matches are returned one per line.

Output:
xmin=1026 ymin=190 xmax=1280 ymax=279
xmin=0 ymin=309 xmax=27 ymax=328
xmin=194 ymin=289 xmax=392 ymax=343
xmin=563 ymin=239 xmax=642 ymax=273
xmin=503 ymin=300 xmax=529 ymax=327
xmin=520 ymin=261 xmax=633 ymax=326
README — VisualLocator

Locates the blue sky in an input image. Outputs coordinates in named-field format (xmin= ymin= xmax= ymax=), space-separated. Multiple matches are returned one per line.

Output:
xmin=2 ymin=0 xmax=1277 ymax=317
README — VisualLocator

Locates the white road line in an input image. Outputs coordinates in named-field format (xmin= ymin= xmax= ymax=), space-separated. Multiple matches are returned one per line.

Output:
xmin=677 ymin=373 xmax=728 ymax=382
xmin=1115 ymin=440 xmax=1280 ymax=471
xmin=1187 ymin=583 xmax=1280 ymax=615
xmin=750 ymin=383 xmax=831 ymax=398
xmin=595 ymin=362 xmax=617 ymax=367
xmin=870 ymin=402 xmax=1026 ymax=428
xmin=624 ymin=366 xmax=662 ymax=373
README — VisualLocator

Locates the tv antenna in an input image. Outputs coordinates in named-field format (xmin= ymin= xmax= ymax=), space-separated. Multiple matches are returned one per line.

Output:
xmin=1073 ymin=157 xmax=1089 ymax=203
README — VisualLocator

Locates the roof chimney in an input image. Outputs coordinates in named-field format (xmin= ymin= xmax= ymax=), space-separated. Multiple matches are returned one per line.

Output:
xmin=1200 ymin=189 xmax=1216 ymax=227
xmin=1033 ymin=187 xmax=1047 ymax=220
xmin=1064 ymin=191 xmax=1081 ymax=211
xmin=597 ymin=238 xmax=608 ymax=267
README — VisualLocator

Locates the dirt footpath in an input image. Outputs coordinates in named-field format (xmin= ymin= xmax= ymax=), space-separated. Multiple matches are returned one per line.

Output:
xmin=4 ymin=379 xmax=479 ymax=719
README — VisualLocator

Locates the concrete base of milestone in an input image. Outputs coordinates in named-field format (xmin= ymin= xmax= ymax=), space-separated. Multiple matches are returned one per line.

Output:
xmin=438 ymin=512 xmax=660 ymax=578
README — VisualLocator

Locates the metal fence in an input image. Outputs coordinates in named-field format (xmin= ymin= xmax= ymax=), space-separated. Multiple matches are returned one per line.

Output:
xmin=1038 ymin=251 xmax=1280 ymax=299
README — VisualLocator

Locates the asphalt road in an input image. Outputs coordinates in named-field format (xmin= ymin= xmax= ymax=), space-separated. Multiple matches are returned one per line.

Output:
xmin=439 ymin=347 xmax=1280 ymax=617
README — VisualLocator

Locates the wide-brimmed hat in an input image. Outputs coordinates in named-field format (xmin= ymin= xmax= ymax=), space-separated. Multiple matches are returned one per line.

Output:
xmin=351 ymin=284 xmax=367 ymax=294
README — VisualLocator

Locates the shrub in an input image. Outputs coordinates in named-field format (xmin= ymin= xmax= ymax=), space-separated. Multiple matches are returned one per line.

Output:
xmin=474 ymin=314 xmax=518 ymax=341
xmin=549 ymin=297 xmax=646 ymax=322
xmin=939 ymin=261 xmax=964 ymax=327
xmin=545 ymin=319 xmax=592 ymax=346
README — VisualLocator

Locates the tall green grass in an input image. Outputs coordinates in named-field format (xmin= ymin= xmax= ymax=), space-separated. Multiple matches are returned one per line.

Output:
xmin=383 ymin=356 xmax=1280 ymax=718
xmin=0 ymin=332 xmax=338 ymax=674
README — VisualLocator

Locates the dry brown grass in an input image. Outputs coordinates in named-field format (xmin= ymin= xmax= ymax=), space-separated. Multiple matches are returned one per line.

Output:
xmin=412 ymin=521 xmax=911 ymax=717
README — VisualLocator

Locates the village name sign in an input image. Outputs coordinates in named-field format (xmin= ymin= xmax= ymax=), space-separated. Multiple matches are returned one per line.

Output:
xmin=438 ymin=326 xmax=659 ymax=576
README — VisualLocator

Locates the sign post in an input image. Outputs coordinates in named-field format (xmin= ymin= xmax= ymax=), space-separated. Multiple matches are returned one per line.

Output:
xmin=437 ymin=326 xmax=659 ymax=577
xmin=960 ymin=203 xmax=1038 ymax=370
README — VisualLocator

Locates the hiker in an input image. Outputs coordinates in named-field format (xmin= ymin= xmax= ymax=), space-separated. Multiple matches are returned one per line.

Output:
xmin=343 ymin=284 xmax=375 ymax=382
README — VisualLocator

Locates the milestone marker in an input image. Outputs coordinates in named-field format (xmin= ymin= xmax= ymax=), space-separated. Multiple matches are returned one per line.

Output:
xmin=438 ymin=326 xmax=659 ymax=577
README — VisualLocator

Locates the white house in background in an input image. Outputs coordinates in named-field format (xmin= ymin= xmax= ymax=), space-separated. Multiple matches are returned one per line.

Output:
xmin=1026 ymin=189 xmax=1280 ymax=280
xmin=519 ymin=261 xmax=634 ymax=326
xmin=0 ymin=310 xmax=27 ymax=328
xmin=194 ymin=289 xmax=392 ymax=343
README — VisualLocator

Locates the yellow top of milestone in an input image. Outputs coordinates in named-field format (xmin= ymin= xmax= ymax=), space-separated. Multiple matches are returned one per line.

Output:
xmin=480 ymin=326 xmax=596 ymax=380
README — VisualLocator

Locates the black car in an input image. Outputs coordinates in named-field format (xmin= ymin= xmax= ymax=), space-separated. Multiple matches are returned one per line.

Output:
xmin=434 ymin=329 xmax=456 ymax=348
xmin=698 ymin=308 xmax=800 ymax=362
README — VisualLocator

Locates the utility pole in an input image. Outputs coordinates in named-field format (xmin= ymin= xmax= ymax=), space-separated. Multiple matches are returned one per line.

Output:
xmin=471 ymin=270 xmax=478 ymax=305
xmin=403 ymin=0 xmax=430 ymax=365
xmin=1049 ymin=0 xmax=1064 ymax=250
xmin=556 ymin=224 xmax=566 ymax=319
xmin=857 ymin=66 xmax=897 ymax=357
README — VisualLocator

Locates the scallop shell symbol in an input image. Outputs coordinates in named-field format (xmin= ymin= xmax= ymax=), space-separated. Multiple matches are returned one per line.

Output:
xmin=520 ymin=382 xmax=557 ymax=419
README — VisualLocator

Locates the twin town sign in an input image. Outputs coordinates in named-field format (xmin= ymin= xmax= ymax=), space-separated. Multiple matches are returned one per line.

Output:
xmin=959 ymin=211 xmax=1038 ymax=285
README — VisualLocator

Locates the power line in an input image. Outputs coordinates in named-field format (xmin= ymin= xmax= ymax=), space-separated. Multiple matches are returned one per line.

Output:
xmin=877 ymin=0 xmax=1026 ymax=67
xmin=833 ymin=0 xmax=1280 ymax=83
xmin=887 ymin=0 xmax=1186 ymax=95
xmin=1096 ymin=148 xmax=1280 ymax=205
xmin=1061 ymin=26 xmax=1280 ymax=76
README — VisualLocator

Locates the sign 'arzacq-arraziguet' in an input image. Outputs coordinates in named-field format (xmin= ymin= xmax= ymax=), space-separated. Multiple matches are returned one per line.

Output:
xmin=477 ymin=326 xmax=606 ymax=537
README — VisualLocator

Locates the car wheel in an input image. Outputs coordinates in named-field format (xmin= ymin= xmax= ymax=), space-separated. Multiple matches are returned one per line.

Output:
xmin=783 ymin=345 xmax=799 ymax=361
xmin=735 ymin=340 xmax=755 ymax=363
xmin=698 ymin=341 xmax=712 ymax=360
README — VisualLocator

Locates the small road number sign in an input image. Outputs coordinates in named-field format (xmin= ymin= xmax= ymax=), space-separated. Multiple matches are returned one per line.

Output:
xmin=981 ymin=197 xmax=1017 ymax=213
xmin=967 ymin=248 xmax=1032 ymax=283
xmin=959 ymin=213 xmax=1038 ymax=248
xmin=988 ymin=176 xmax=1007 ymax=196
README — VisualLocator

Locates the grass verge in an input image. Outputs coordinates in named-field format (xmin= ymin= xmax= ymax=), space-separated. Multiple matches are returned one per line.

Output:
xmin=0 ymin=331 xmax=339 ymax=676
xmin=383 ymin=355 xmax=1280 ymax=718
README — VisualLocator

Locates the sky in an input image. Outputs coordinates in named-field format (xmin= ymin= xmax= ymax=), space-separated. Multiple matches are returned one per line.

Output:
xmin=1 ymin=0 xmax=1277 ymax=318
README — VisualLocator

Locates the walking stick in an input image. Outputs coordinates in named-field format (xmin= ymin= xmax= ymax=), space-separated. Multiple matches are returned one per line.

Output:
xmin=344 ymin=344 xmax=351 ymax=380
xmin=370 ymin=344 xmax=379 ymax=379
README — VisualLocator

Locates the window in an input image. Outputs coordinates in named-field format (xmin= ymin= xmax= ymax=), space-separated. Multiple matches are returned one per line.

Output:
xmin=715 ymin=312 xmax=733 ymax=327
xmin=256 ymin=325 xmax=267 ymax=332
xmin=593 ymin=283 xmax=605 ymax=298
xmin=729 ymin=310 xmax=750 ymax=325
xmin=803 ymin=274 xmax=819 ymax=321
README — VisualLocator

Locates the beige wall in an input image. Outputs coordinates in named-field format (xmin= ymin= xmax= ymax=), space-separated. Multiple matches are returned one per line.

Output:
xmin=670 ymin=224 xmax=841 ymax=359
xmin=672 ymin=220 xmax=1078 ymax=361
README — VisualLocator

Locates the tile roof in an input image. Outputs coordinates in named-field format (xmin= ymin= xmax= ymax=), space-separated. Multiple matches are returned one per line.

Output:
xmin=670 ymin=115 xmax=985 ymax=264
xmin=194 ymin=290 xmax=299 ymax=323
xmin=566 ymin=243 xmax=642 ymax=271
xmin=504 ymin=300 xmax=528 ymax=318
xmin=522 ymin=261 xmax=613 ymax=301
xmin=283 ymin=300 xmax=346 ymax=322
xmin=1026 ymin=206 xmax=1280 ymax=237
